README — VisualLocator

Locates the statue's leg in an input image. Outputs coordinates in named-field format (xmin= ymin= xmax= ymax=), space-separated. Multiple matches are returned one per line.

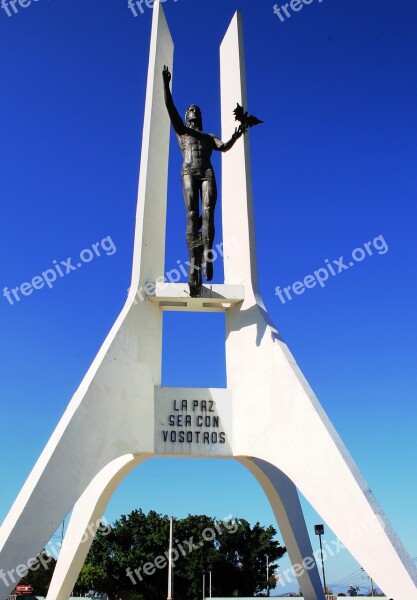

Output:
xmin=201 ymin=175 xmax=217 ymax=281
xmin=182 ymin=173 xmax=203 ymax=296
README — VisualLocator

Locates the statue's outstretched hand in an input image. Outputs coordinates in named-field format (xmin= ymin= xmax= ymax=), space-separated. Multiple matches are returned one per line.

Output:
xmin=163 ymin=65 xmax=171 ymax=85
xmin=233 ymin=125 xmax=245 ymax=140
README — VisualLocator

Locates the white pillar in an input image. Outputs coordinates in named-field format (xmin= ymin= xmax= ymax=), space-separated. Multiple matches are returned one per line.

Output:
xmin=221 ymin=12 xmax=417 ymax=600
xmin=0 ymin=4 xmax=173 ymax=599
xmin=220 ymin=12 xmax=258 ymax=300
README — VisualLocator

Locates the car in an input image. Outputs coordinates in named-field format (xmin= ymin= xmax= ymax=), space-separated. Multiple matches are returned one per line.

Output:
xmin=14 ymin=584 xmax=34 ymax=594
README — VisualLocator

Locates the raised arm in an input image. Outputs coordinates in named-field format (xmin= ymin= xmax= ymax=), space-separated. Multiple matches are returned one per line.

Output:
xmin=162 ymin=66 xmax=185 ymax=136
xmin=211 ymin=126 xmax=244 ymax=153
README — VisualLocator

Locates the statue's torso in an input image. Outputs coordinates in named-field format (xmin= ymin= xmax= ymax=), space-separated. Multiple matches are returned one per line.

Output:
xmin=177 ymin=129 xmax=215 ymax=175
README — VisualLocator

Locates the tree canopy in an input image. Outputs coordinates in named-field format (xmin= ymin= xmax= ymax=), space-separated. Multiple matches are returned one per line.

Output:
xmin=74 ymin=510 xmax=286 ymax=600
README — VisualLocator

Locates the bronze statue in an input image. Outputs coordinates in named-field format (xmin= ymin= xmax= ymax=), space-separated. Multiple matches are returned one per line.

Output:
xmin=162 ymin=65 xmax=245 ymax=297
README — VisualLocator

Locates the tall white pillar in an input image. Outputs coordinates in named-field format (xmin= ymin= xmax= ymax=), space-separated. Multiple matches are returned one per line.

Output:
xmin=221 ymin=12 xmax=417 ymax=600
xmin=0 ymin=3 xmax=173 ymax=599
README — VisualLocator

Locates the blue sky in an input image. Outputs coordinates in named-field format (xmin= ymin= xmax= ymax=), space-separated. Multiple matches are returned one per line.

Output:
xmin=0 ymin=0 xmax=416 ymax=595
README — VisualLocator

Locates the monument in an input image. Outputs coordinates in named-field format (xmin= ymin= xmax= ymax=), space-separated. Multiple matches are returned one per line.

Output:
xmin=162 ymin=65 xmax=261 ymax=297
xmin=163 ymin=64 xmax=244 ymax=297
xmin=0 ymin=3 xmax=416 ymax=600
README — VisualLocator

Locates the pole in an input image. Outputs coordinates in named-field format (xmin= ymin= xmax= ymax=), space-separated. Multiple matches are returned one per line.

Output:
xmin=266 ymin=554 xmax=269 ymax=597
xmin=209 ymin=570 xmax=212 ymax=598
xmin=361 ymin=567 xmax=374 ymax=597
xmin=167 ymin=517 xmax=173 ymax=600
xmin=319 ymin=533 xmax=327 ymax=594
xmin=203 ymin=572 xmax=206 ymax=600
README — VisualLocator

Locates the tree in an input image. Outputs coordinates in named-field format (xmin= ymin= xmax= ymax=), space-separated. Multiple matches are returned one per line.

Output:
xmin=74 ymin=563 xmax=108 ymax=597
xmin=75 ymin=510 xmax=286 ymax=600
xmin=74 ymin=509 xmax=170 ymax=600
xmin=214 ymin=518 xmax=285 ymax=597
xmin=348 ymin=586 xmax=360 ymax=596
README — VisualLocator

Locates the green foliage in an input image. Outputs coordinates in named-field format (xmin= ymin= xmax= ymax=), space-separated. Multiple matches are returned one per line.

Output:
xmin=75 ymin=562 xmax=108 ymax=596
xmin=348 ymin=586 xmax=360 ymax=596
xmin=74 ymin=510 xmax=286 ymax=600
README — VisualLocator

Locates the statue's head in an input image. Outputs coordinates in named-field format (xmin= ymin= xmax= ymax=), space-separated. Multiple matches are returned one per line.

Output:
xmin=185 ymin=105 xmax=203 ymax=130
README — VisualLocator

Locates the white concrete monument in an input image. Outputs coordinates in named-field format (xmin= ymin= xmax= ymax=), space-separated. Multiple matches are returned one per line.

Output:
xmin=0 ymin=3 xmax=416 ymax=600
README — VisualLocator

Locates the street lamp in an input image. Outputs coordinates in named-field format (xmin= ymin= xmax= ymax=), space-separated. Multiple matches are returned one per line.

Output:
xmin=314 ymin=524 xmax=327 ymax=594
xmin=167 ymin=517 xmax=174 ymax=600
xmin=265 ymin=554 xmax=269 ymax=597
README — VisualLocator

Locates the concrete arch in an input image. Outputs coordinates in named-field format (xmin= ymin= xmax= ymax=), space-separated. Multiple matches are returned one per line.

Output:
xmin=49 ymin=454 xmax=324 ymax=600
xmin=46 ymin=454 xmax=148 ymax=600
xmin=238 ymin=458 xmax=324 ymax=600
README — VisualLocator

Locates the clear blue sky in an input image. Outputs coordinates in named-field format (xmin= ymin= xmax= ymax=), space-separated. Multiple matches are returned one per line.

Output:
xmin=0 ymin=0 xmax=416 ymax=595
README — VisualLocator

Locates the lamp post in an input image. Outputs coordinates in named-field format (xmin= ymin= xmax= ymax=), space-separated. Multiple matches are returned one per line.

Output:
xmin=265 ymin=554 xmax=270 ymax=597
xmin=167 ymin=517 xmax=174 ymax=600
xmin=314 ymin=524 xmax=327 ymax=594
